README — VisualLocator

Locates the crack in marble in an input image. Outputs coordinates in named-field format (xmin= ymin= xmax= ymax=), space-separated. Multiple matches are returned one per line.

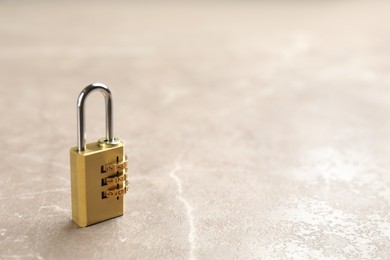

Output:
xmin=0 ymin=188 xmax=68 ymax=200
xmin=169 ymin=163 xmax=196 ymax=260
xmin=1 ymin=254 xmax=43 ymax=260
xmin=0 ymin=150 xmax=69 ymax=170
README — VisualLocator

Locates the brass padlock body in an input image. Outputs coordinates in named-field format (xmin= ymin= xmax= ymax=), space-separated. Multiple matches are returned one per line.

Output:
xmin=70 ymin=141 xmax=125 ymax=227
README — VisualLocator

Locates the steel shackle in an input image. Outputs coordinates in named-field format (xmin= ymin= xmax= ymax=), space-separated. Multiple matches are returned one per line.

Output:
xmin=77 ymin=83 xmax=115 ymax=151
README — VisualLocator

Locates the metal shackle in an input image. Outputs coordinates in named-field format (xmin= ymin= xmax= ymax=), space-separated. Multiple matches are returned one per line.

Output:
xmin=77 ymin=83 xmax=115 ymax=151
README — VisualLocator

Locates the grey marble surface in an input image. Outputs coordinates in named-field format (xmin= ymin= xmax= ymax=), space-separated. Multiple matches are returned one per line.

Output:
xmin=1 ymin=1 xmax=390 ymax=259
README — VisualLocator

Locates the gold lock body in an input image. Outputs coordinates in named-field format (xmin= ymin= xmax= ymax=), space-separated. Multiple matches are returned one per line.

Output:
xmin=70 ymin=140 xmax=128 ymax=227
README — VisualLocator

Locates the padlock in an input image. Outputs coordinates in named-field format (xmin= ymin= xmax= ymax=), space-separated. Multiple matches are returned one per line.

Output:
xmin=70 ymin=83 xmax=129 ymax=227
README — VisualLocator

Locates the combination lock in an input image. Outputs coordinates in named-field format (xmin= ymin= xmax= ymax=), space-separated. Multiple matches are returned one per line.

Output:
xmin=70 ymin=83 xmax=129 ymax=227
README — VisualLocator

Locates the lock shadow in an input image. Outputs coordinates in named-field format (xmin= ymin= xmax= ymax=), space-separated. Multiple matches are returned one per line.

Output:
xmin=42 ymin=217 xmax=132 ymax=258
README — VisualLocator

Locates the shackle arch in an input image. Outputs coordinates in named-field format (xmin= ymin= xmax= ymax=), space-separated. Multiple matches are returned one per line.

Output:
xmin=77 ymin=83 xmax=114 ymax=151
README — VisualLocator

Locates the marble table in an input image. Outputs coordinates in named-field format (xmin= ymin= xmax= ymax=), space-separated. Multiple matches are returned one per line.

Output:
xmin=1 ymin=1 xmax=390 ymax=259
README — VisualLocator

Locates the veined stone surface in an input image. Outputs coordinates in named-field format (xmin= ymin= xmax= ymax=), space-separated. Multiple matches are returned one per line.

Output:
xmin=1 ymin=1 xmax=390 ymax=259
